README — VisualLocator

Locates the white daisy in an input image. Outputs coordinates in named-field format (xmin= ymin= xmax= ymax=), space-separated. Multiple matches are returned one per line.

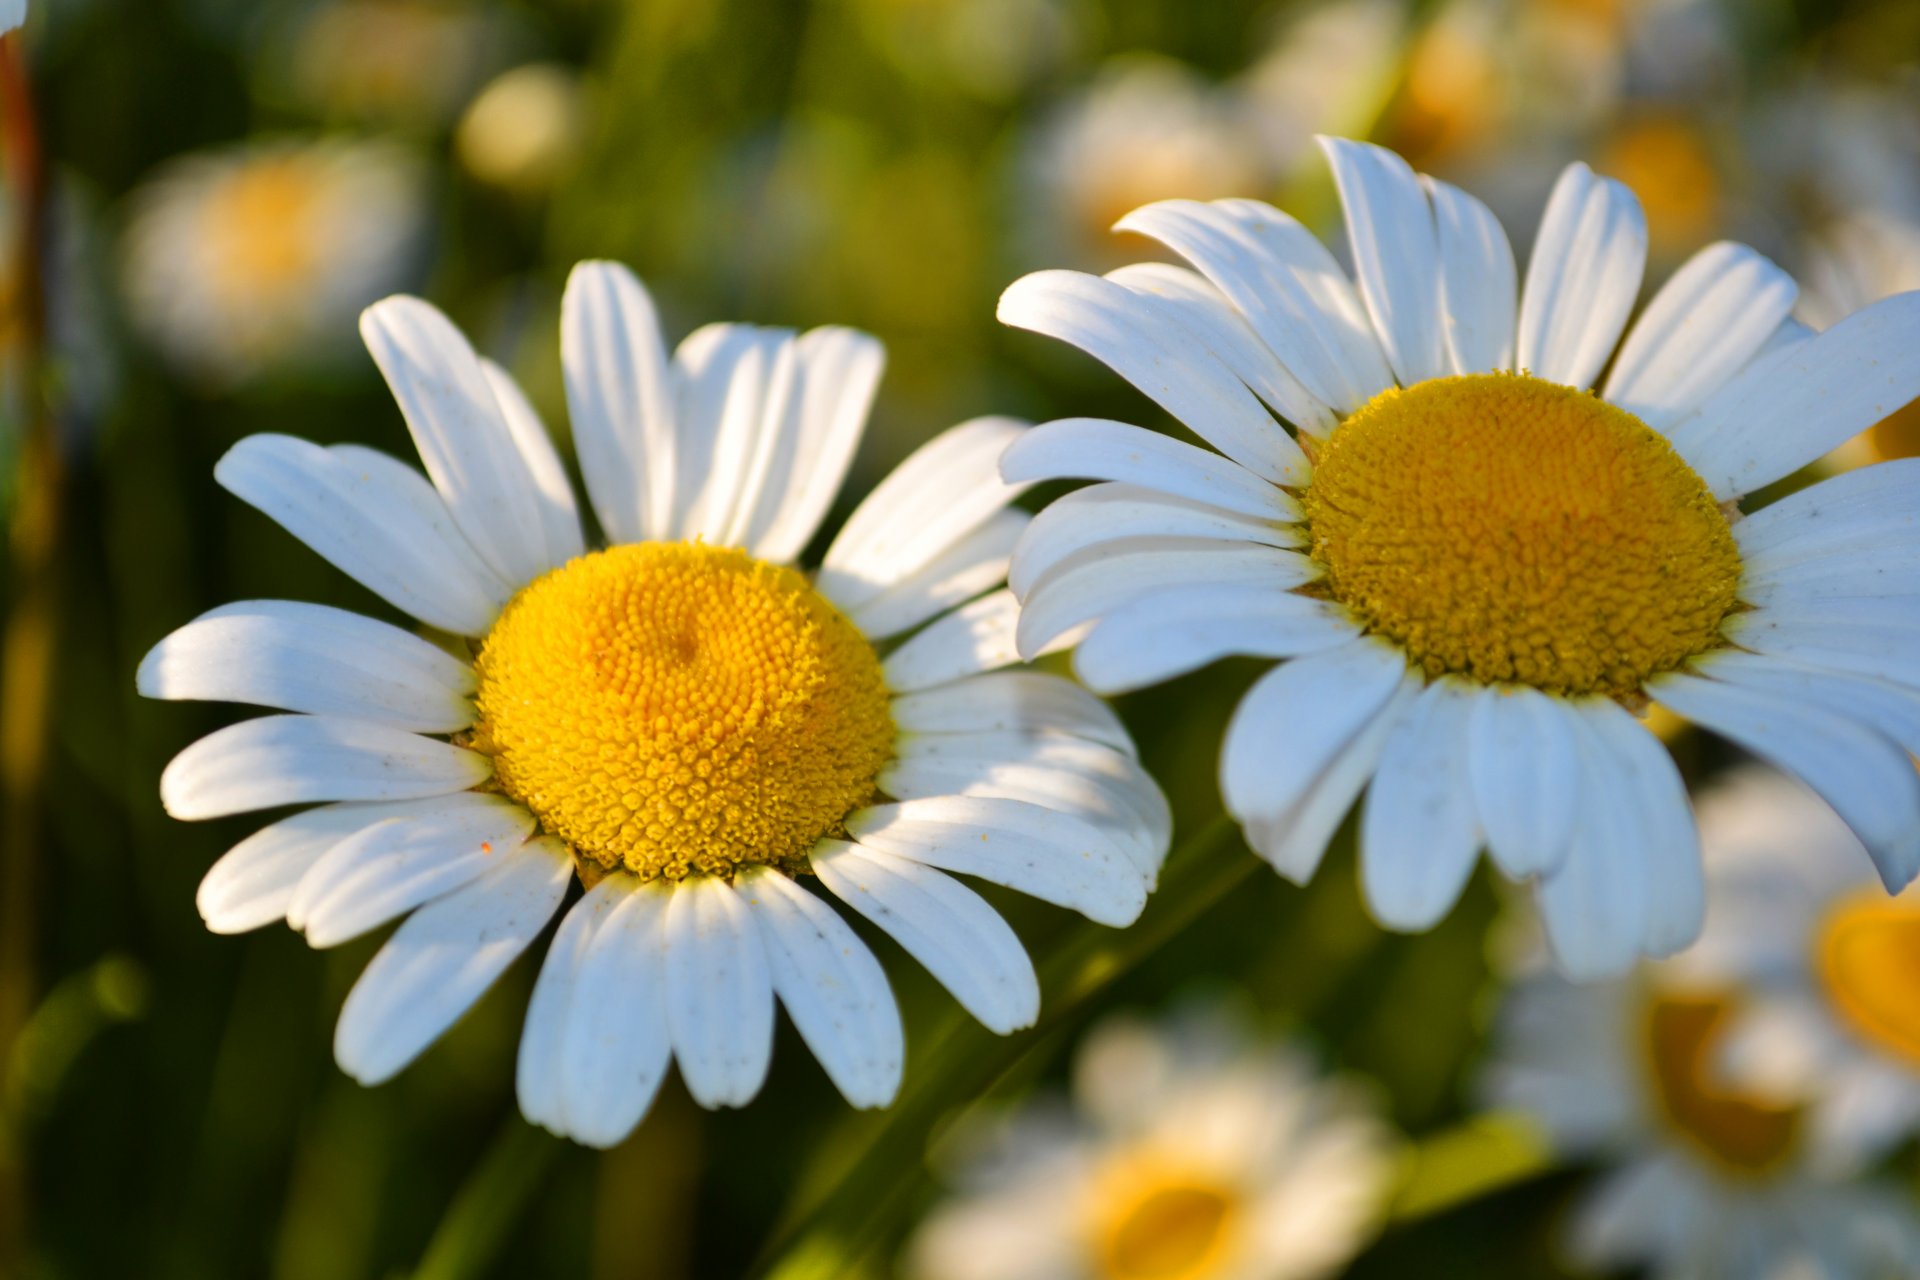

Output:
xmin=997 ymin=134 xmax=1920 ymax=977
xmin=139 ymin=261 xmax=1168 ymax=1147
xmin=905 ymin=1005 xmax=1393 ymax=1280
xmin=1483 ymin=956 xmax=1920 ymax=1279
xmin=120 ymin=137 xmax=429 ymax=387
xmin=1660 ymin=767 xmax=1920 ymax=1177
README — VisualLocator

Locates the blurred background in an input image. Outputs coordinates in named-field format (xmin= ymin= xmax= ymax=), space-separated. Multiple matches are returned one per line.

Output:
xmin=3 ymin=0 xmax=1919 ymax=1276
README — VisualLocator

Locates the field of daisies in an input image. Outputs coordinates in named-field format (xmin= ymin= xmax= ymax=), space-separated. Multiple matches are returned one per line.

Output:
xmin=7 ymin=0 xmax=1920 ymax=1276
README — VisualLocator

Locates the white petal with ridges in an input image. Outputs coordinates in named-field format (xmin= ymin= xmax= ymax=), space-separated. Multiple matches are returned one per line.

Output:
xmin=478 ymin=357 xmax=585 ymax=568
xmin=1515 ymin=163 xmax=1647 ymax=389
xmin=216 ymin=435 xmax=510 ymax=636
xmin=998 ymin=270 xmax=1307 ymax=483
xmin=1466 ymin=685 xmax=1580 ymax=879
xmin=1072 ymin=585 xmax=1357 ymax=694
xmin=551 ymin=879 xmax=675 ymax=1146
xmin=848 ymin=509 xmax=1028 ymax=641
xmin=138 ymin=600 xmax=475 ymax=732
xmin=1602 ymin=242 xmax=1797 ymax=431
xmin=1578 ymin=699 xmax=1702 ymax=956
xmin=334 ymin=838 xmax=570 ymax=1086
xmin=883 ymin=590 xmax=1053 ymax=692
xmin=750 ymin=327 xmax=886 ymax=564
xmin=1320 ymin=136 xmax=1447 ymax=386
xmin=360 ymin=296 xmax=559 ymax=588
xmin=1000 ymin=418 xmax=1298 ymax=521
xmin=1533 ymin=709 xmax=1649 ymax=979
xmin=889 ymin=672 xmax=1134 ymax=757
xmin=664 ymin=877 xmax=775 ymax=1108
xmin=515 ymin=877 xmax=633 ymax=1136
xmin=560 ymin=261 xmax=675 ymax=543
xmin=160 ymin=714 xmax=491 ymax=820
xmin=197 ymin=799 xmax=442 ymax=934
xmin=735 ymin=867 xmax=902 ymax=1109
xmin=1426 ymin=175 xmax=1516 ymax=374
xmin=1361 ymin=679 xmax=1482 ymax=930
xmin=812 ymin=841 xmax=1038 ymax=1034
xmin=1115 ymin=198 xmax=1393 ymax=410
xmin=820 ymin=417 xmax=1031 ymax=609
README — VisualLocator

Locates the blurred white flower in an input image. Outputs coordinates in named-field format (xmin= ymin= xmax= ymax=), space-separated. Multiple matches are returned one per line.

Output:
xmin=1483 ymin=771 xmax=1920 ymax=1278
xmin=272 ymin=0 xmax=508 ymax=131
xmin=120 ymin=137 xmax=429 ymax=386
xmin=1231 ymin=0 xmax=1411 ymax=177
xmin=2 ymin=0 xmax=24 ymax=35
xmin=1015 ymin=56 xmax=1267 ymax=269
xmin=456 ymin=63 xmax=587 ymax=195
xmin=907 ymin=1007 xmax=1394 ymax=1280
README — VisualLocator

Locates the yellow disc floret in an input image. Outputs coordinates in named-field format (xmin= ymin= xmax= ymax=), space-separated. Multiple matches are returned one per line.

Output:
xmin=470 ymin=542 xmax=895 ymax=882
xmin=1302 ymin=372 xmax=1741 ymax=698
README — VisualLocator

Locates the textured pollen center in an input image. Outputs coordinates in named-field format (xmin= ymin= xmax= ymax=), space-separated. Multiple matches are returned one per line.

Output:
xmin=470 ymin=542 xmax=895 ymax=882
xmin=1301 ymin=372 xmax=1742 ymax=698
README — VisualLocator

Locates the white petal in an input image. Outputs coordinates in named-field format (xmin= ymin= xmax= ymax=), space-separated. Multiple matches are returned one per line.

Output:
xmin=812 ymin=841 xmax=1038 ymax=1034
xmin=1722 ymin=611 xmax=1920 ymax=693
xmin=713 ymin=335 xmax=805 ymax=550
xmin=749 ymin=327 xmax=886 ymax=564
xmin=1734 ymin=458 xmax=1920 ymax=561
xmin=1651 ymin=671 xmax=1920 ymax=890
xmin=1602 ymin=242 xmax=1798 ymax=431
xmin=333 ymin=838 xmax=570 ymax=1085
xmin=1465 ymin=685 xmax=1580 ymax=878
xmin=1669 ymin=291 xmax=1920 ymax=499
xmin=478 ymin=357 xmax=586 ymax=568
xmin=1697 ymin=649 xmax=1920 ymax=758
xmin=215 ymin=435 xmax=511 ymax=636
xmin=880 ymin=733 xmax=1168 ymax=880
xmin=1425 ymin=175 xmax=1517 ymax=374
xmin=197 ymin=801 xmax=428 ymax=934
xmin=560 ymin=261 xmax=675 ymax=543
xmin=889 ymin=672 xmax=1135 ymax=757
xmin=1103 ymin=262 xmax=1336 ymax=435
xmin=669 ymin=324 xmax=785 ymax=544
xmin=290 ymin=794 xmax=536 ymax=946
xmin=1008 ymin=482 xmax=1299 ymax=601
xmin=516 ymin=877 xmax=656 ymax=1142
xmin=1320 ymin=136 xmax=1447 ymax=386
xmin=1242 ymin=674 xmax=1421 ymax=883
xmin=1114 ymin=198 xmax=1394 ymax=410
xmin=882 ymin=590 xmax=1036 ymax=692
xmin=1533 ymin=704 xmax=1652 ymax=978
xmin=848 ymin=509 xmax=1027 ymax=641
xmin=820 ymin=417 xmax=1031 ymax=610
xmin=997 ymin=270 xmax=1307 ymax=483
xmin=360 ymin=296 xmax=560 ymax=588
xmin=734 ymin=867 xmax=902 ymax=1109
xmin=1071 ymin=585 xmax=1358 ymax=695
xmin=160 ymin=714 xmax=491 ymax=820
xmin=1221 ymin=638 xmax=1410 ymax=825
xmin=664 ymin=876 xmax=775 ymax=1108
xmin=1015 ymin=539 xmax=1319 ymax=660
xmin=1579 ymin=699 xmax=1702 ymax=956
xmin=849 ymin=795 xmax=1146 ymax=926
xmin=1000 ymin=418 xmax=1298 ymax=522
xmin=1360 ymin=679 xmax=1482 ymax=930
xmin=137 ymin=600 xmax=475 ymax=732
xmin=1515 ymin=162 xmax=1647 ymax=389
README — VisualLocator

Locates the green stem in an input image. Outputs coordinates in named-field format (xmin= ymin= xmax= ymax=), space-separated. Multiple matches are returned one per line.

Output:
xmin=750 ymin=813 xmax=1255 ymax=1280
xmin=412 ymin=1116 xmax=560 ymax=1280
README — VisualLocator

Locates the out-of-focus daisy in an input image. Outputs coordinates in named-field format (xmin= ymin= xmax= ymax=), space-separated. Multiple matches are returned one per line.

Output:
xmin=121 ymin=138 xmax=429 ymax=387
xmin=271 ymin=0 xmax=506 ymax=131
xmin=1231 ymin=0 xmax=1410 ymax=181
xmin=1662 ymin=767 xmax=1920 ymax=1176
xmin=140 ymin=262 xmax=1167 ymax=1147
xmin=999 ymin=135 xmax=1920 ymax=976
xmin=1483 ymin=924 xmax=1920 ymax=1277
xmin=455 ymin=63 xmax=587 ymax=195
xmin=905 ymin=1006 xmax=1393 ymax=1280
xmin=1016 ymin=57 xmax=1267 ymax=270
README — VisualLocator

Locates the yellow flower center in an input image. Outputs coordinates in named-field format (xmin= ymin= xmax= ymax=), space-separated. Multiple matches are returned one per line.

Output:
xmin=1816 ymin=892 xmax=1920 ymax=1071
xmin=1641 ymin=992 xmax=1802 ymax=1175
xmin=470 ymin=542 xmax=895 ymax=882
xmin=1090 ymin=1158 xmax=1239 ymax=1280
xmin=1302 ymin=373 xmax=1741 ymax=698
xmin=203 ymin=156 xmax=323 ymax=301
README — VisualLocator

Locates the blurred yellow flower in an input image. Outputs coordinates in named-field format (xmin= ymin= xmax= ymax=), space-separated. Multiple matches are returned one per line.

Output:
xmin=456 ymin=63 xmax=587 ymax=195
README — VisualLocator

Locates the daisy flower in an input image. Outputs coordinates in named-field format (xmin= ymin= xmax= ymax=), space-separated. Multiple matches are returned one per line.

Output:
xmin=120 ymin=137 xmax=429 ymax=387
xmin=139 ymin=261 xmax=1167 ymax=1147
xmin=1661 ymin=767 xmax=1920 ymax=1177
xmin=997 ymin=135 xmax=1920 ymax=977
xmin=905 ymin=1006 xmax=1393 ymax=1280
xmin=1482 ymin=929 xmax=1920 ymax=1278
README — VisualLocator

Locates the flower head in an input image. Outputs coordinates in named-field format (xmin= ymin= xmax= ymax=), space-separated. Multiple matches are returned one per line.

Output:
xmin=141 ymin=262 xmax=1166 ymax=1145
xmin=999 ymin=135 xmax=1920 ymax=976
